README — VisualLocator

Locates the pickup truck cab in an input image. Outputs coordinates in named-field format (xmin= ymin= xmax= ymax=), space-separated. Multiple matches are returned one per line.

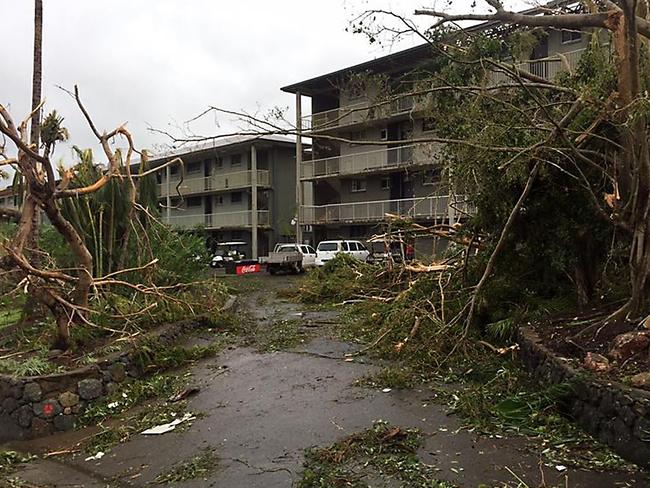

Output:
xmin=315 ymin=240 xmax=370 ymax=266
xmin=259 ymin=243 xmax=317 ymax=274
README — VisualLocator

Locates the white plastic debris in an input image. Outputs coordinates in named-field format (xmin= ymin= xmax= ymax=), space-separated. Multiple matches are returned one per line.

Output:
xmin=107 ymin=402 xmax=119 ymax=409
xmin=382 ymin=388 xmax=392 ymax=393
xmin=140 ymin=413 xmax=195 ymax=435
xmin=555 ymin=465 xmax=567 ymax=472
xmin=85 ymin=451 xmax=105 ymax=461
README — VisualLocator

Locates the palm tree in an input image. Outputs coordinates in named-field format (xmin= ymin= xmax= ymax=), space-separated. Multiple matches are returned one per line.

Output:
xmin=30 ymin=0 xmax=42 ymax=146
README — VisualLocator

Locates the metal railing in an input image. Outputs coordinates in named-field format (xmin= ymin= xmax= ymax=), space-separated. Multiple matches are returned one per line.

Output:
xmin=163 ymin=210 xmax=270 ymax=229
xmin=303 ymin=95 xmax=417 ymax=132
xmin=159 ymin=170 xmax=270 ymax=197
xmin=491 ymin=47 xmax=585 ymax=84
xmin=301 ymin=143 xmax=439 ymax=180
xmin=300 ymin=195 xmax=468 ymax=224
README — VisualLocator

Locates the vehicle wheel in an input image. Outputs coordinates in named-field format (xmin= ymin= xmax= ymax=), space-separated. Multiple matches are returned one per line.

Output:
xmin=298 ymin=264 xmax=305 ymax=274
xmin=269 ymin=267 xmax=277 ymax=275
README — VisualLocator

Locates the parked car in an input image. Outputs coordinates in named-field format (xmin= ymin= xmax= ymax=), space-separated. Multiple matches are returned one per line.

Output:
xmin=259 ymin=243 xmax=317 ymax=274
xmin=315 ymin=240 xmax=370 ymax=266
xmin=210 ymin=241 xmax=247 ymax=268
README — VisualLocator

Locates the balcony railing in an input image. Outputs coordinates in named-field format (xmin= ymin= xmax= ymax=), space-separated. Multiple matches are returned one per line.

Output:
xmin=163 ymin=210 xmax=270 ymax=230
xmin=300 ymin=195 xmax=468 ymax=225
xmin=159 ymin=170 xmax=270 ymax=198
xmin=301 ymin=143 xmax=439 ymax=180
xmin=491 ymin=47 xmax=585 ymax=84
xmin=303 ymin=96 xmax=416 ymax=132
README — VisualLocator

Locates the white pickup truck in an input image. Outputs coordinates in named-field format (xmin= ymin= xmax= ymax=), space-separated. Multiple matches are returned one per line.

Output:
xmin=259 ymin=243 xmax=317 ymax=275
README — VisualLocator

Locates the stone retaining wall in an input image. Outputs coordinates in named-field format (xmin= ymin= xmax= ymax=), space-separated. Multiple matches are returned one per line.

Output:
xmin=518 ymin=326 xmax=650 ymax=467
xmin=0 ymin=316 xmax=212 ymax=442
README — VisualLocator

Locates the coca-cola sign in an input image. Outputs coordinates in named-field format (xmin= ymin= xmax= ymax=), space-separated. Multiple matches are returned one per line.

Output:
xmin=236 ymin=264 xmax=260 ymax=275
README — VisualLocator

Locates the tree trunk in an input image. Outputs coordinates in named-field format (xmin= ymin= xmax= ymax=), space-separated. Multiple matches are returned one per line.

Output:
xmin=22 ymin=0 xmax=44 ymax=327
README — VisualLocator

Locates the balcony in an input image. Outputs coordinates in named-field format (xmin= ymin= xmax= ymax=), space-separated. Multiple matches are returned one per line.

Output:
xmin=300 ymin=195 xmax=469 ymax=225
xmin=491 ymin=47 xmax=585 ymax=84
xmin=303 ymin=96 xmax=416 ymax=132
xmin=163 ymin=210 xmax=270 ymax=230
xmin=301 ymin=143 xmax=438 ymax=180
xmin=159 ymin=170 xmax=270 ymax=198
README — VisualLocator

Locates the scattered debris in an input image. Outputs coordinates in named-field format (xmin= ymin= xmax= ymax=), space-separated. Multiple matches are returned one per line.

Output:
xmin=608 ymin=331 xmax=650 ymax=362
xmin=555 ymin=464 xmax=567 ymax=472
xmin=141 ymin=413 xmax=196 ymax=435
xmin=84 ymin=451 xmax=105 ymax=462
xmin=169 ymin=387 xmax=200 ymax=403
xmin=583 ymin=352 xmax=611 ymax=372
xmin=630 ymin=372 xmax=650 ymax=390
xmin=382 ymin=388 xmax=392 ymax=393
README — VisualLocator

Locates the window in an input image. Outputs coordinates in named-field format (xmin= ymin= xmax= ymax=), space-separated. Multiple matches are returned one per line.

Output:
xmin=215 ymin=195 xmax=224 ymax=205
xmin=381 ymin=178 xmax=390 ymax=191
xmin=561 ymin=29 xmax=581 ymax=44
xmin=422 ymin=118 xmax=436 ymax=133
xmin=349 ymin=131 xmax=364 ymax=144
xmin=231 ymin=192 xmax=242 ymax=203
xmin=231 ymin=154 xmax=242 ymax=167
xmin=317 ymin=242 xmax=339 ymax=251
xmin=349 ymin=242 xmax=359 ymax=251
xmin=423 ymin=168 xmax=442 ymax=186
xmin=231 ymin=230 xmax=242 ymax=240
xmin=380 ymin=128 xmax=388 ymax=141
xmin=341 ymin=242 xmax=349 ymax=251
xmin=170 ymin=165 xmax=179 ymax=175
xmin=187 ymin=161 xmax=202 ymax=174
xmin=186 ymin=196 xmax=202 ymax=207
xmin=351 ymin=179 xmax=366 ymax=192
xmin=215 ymin=157 xmax=223 ymax=170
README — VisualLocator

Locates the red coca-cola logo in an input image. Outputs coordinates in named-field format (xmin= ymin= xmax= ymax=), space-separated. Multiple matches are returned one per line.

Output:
xmin=236 ymin=264 xmax=260 ymax=275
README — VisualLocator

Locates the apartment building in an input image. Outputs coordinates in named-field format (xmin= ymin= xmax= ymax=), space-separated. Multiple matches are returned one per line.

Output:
xmin=153 ymin=135 xmax=302 ymax=259
xmin=0 ymin=187 xmax=19 ymax=212
xmin=282 ymin=16 xmax=592 ymax=250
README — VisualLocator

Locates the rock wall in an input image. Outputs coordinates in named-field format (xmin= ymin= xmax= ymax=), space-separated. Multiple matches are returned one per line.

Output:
xmin=0 ymin=317 xmax=212 ymax=442
xmin=518 ymin=326 xmax=650 ymax=467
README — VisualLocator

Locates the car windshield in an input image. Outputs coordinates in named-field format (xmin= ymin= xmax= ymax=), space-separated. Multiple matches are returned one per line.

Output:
xmin=318 ymin=243 xmax=338 ymax=251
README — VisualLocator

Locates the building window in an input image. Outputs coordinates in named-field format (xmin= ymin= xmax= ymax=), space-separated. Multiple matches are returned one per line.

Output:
xmin=231 ymin=192 xmax=242 ymax=203
xmin=215 ymin=195 xmax=224 ymax=205
xmin=422 ymin=168 xmax=442 ymax=186
xmin=422 ymin=118 xmax=436 ymax=133
xmin=187 ymin=161 xmax=202 ymax=174
xmin=349 ymin=131 xmax=364 ymax=144
xmin=381 ymin=177 xmax=390 ymax=190
xmin=231 ymin=230 xmax=243 ymax=240
xmin=215 ymin=157 xmax=223 ymax=170
xmin=380 ymin=128 xmax=388 ymax=141
xmin=561 ymin=29 xmax=581 ymax=44
xmin=170 ymin=197 xmax=181 ymax=207
xmin=231 ymin=154 xmax=242 ymax=167
xmin=170 ymin=164 xmax=179 ymax=176
xmin=351 ymin=179 xmax=367 ymax=192
xmin=186 ymin=196 xmax=202 ymax=207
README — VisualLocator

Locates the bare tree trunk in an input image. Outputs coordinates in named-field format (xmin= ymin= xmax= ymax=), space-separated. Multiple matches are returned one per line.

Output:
xmin=22 ymin=0 xmax=44 ymax=327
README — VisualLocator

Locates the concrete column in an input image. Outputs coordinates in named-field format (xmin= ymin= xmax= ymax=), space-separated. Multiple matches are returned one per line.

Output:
xmin=295 ymin=92 xmax=304 ymax=244
xmin=251 ymin=144 xmax=258 ymax=259
xmin=165 ymin=163 xmax=171 ymax=224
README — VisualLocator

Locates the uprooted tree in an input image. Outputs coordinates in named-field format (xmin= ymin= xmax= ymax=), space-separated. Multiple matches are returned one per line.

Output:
xmin=0 ymin=88 xmax=189 ymax=349
xmin=344 ymin=0 xmax=649 ymax=334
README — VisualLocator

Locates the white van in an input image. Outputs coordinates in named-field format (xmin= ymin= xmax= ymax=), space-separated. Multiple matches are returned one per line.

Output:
xmin=315 ymin=240 xmax=370 ymax=266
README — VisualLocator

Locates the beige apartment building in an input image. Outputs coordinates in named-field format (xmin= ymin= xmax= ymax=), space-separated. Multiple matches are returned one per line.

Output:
xmin=153 ymin=135 xmax=302 ymax=259
xmin=282 ymin=20 xmax=592 ymax=249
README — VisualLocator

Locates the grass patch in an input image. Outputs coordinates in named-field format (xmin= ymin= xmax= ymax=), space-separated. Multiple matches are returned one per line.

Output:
xmin=154 ymin=448 xmax=219 ymax=484
xmin=298 ymin=421 xmax=455 ymax=488
xmin=0 ymin=309 xmax=21 ymax=329
xmin=0 ymin=355 xmax=63 ymax=377
xmin=357 ymin=366 xmax=419 ymax=390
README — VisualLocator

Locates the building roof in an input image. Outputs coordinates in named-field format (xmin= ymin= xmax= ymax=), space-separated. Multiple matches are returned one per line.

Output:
xmin=281 ymin=0 xmax=576 ymax=96
xmin=148 ymin=134 xmax=301 ymax=162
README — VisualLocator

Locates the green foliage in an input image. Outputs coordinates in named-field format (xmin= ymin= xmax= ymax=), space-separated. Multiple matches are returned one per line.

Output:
xmin=299 ymin=421 xmax=455 ymax=488
xmin=299 ymin=254 xmax=376 ymax=304
xmin=0 ymin=450 xmax=36 ymax=479
xmin=0 ymin=356 xmax=62 ymax=376
xmin=154 ymin=449 xmax=219 ymax=484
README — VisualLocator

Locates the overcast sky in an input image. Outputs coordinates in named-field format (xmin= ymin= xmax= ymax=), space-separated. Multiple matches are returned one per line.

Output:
xmin=1 ymin=0 xmax=529 ymax=174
